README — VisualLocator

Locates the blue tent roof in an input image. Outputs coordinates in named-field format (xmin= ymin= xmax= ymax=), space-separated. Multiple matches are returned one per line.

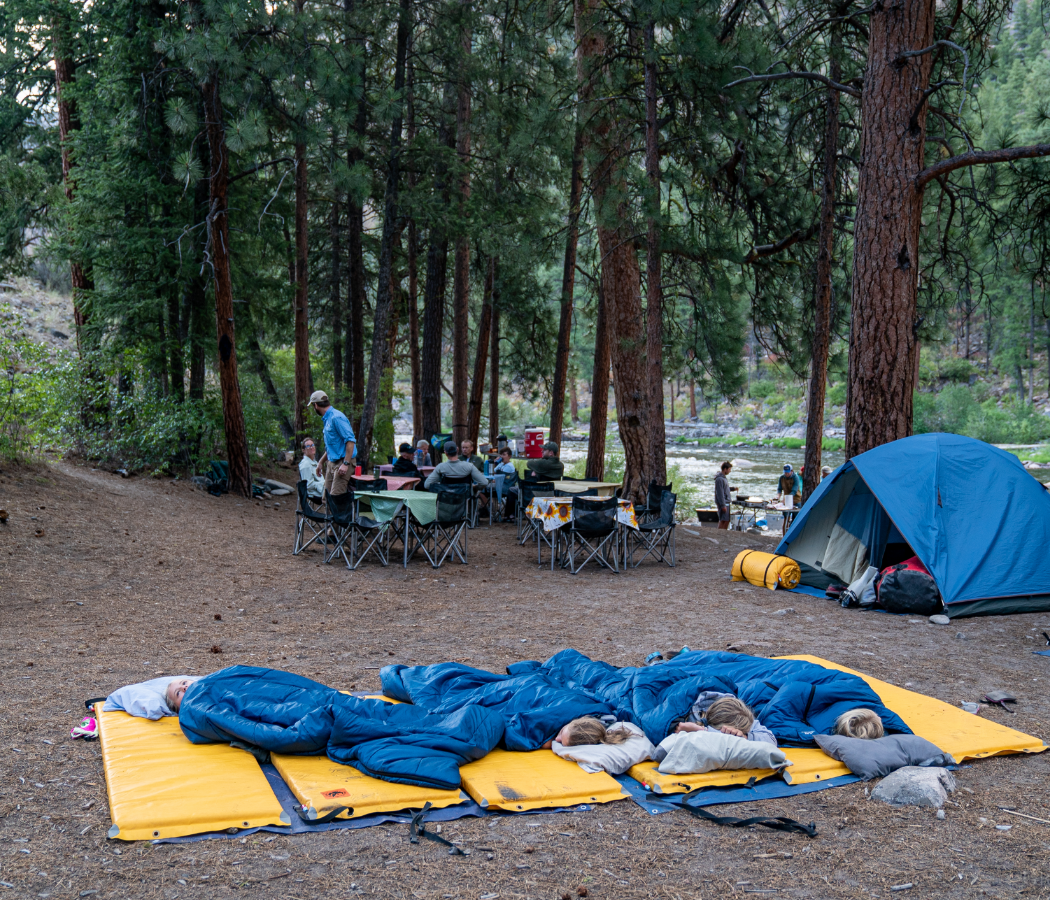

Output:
xmin=776 ymin=434 xmax=1050 ymax=616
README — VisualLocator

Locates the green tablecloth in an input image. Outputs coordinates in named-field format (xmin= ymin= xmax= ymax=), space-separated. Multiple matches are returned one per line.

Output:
xmin=355 ymin=490 xmax=437 ymax=525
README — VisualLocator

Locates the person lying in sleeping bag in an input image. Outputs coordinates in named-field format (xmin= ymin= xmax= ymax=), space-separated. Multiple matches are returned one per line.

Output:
xmin=103 ymin=675 xmax=201 ymax=720
xmin=674 ymin=693 xmax=777 ymax=745
xmin=119 ymin=666 xmax=503 ymax=791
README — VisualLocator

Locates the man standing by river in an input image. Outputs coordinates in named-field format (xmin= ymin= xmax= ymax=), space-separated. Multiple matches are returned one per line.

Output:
xmin=715 ymin=461 xmax=733 ymax=530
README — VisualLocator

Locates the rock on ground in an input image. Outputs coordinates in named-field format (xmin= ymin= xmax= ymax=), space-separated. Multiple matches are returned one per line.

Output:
xmin=871 ymin=766 xmax=956 ymax=808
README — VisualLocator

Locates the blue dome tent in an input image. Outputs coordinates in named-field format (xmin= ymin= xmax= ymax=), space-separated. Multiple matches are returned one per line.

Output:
xmin=775 ymin=434 xmax=1050 ymax=618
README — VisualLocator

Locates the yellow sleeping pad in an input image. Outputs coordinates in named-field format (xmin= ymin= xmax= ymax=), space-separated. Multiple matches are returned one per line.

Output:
xmin=459 ymin=748 xmax=627 ymax=812
xmin=96 ymin=707 xmax=288 ymax=841
xmin=271 ymin=753 xmax=468 ymax=820
xmin=781 ymin=656 xmax=1047 ymax=762
xmin=732 ymin=549 xmax=801 ymax=590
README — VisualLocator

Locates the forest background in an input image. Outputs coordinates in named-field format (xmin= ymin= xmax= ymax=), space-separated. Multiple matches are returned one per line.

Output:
xmin=4 ymin=0 xmax=1050 ymax=500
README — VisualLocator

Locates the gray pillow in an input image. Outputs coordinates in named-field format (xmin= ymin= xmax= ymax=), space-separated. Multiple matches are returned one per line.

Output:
xmin=814 ymin=733 xmax=955 ymax=780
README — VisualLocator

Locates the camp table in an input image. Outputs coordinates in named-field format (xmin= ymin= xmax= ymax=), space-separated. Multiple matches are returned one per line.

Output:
xmin=731 ymin=498 xmax=772 ymax=531
xmin=353 ymin=473 xmax=421 ymax=492
xmin=354 ymin=490 xmax=437 ymax=567
xmin=379 ymin=464 xmax=435 ymax=478
xmin=525 ymin=497 xmax=639 ymax=569
xmin=550 ymin=480 xmax=620 ymax=497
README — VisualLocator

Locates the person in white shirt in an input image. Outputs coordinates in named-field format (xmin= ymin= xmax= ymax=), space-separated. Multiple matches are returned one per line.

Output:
xmin=298 ymin=438 xmax=326 ymax=501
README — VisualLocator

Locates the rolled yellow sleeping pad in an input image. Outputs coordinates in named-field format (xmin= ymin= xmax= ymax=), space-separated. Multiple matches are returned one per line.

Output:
xmin=732 ymin=549 xmax=801 ymax=591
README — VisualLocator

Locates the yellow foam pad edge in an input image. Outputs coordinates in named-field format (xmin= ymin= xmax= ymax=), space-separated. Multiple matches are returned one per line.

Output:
xmin=459 ymin=748 xmax=628 ymax=811
xmin=271 ymin=753 xmax=467 ymax=820
xmin=97 ymin=708 xmax=287 ymax=841
xmin=781 ymin=655 xmax=1047 ymax=762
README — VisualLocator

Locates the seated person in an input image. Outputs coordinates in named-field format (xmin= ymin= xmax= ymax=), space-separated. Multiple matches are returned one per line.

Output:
xmin=391 ymin=443 xmax=422 ymax=477
xmin=674 ymin=693 xmax=777 ymax=745
xmin=298 ymin=438 xmax=326 ymax=501
xmin=835 ymin=708 xmax=884 ymax=739
xmin=414 ymin=440 xmax=432 ymax=468
xmin=460 ymin=439 xmax=485 ymax=472
xmin=493 ymin=447 xmax=518 ymax=518
xmin=526 ymin=441 xmax=564 ymax=480
xmin=103 ymin=675 xmax=200 ymax=719
xmin=424 ymin=442 xmax=488 ymax=491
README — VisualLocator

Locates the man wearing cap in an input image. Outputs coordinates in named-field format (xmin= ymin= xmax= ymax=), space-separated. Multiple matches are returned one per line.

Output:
xmin=309 ymin=390 xmax=356 ymax=498
xmin=392 ymin=443 xmax=422 ymax=477
xmin=525 ymin=441 xmax=564 ymax=480
xmin=777 ymin=464 xmax=802 ymax=507
xmin=424 ymin=442 xmax=488 ymax=490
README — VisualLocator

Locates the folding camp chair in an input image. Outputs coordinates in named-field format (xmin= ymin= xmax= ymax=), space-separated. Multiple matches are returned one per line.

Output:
xmin=440 ymin=475 xmax=478 ymax=527
xmin=294 ymin=480 xmax=328 ymax=555
xmin=562 ymin=496 xmax=619 ymax=574
xmin=413 ymin=491 xmax=469 ymax=568
xmin=628 ymin=490 xmax=677 ymax=568
xmin=635 ymin=480 xmax=673 ymax=524
xmin=324 ymin=490 xmax=356 ymax=567
xmin=517 ymin=482 xmax=554 ymax=544
xmin=325 ymin=489 xmax=400 ymax=569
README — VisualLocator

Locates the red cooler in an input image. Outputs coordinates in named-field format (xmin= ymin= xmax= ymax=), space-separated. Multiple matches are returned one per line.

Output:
xmin=524 ymin=427 xmax=545 ymax=459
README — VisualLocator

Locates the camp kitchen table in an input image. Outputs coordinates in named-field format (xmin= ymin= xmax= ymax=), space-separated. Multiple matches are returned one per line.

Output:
xmin=525 ymin=496 xmax=639 ymax=570
xmin=730 ymin=498 xmax=773 ymax=531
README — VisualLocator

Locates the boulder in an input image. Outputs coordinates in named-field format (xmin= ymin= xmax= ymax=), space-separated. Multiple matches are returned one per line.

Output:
xmin=263 ymin=478 xmax=295 ymax=493
xmin=871 ymin=766 xmax=956 ymax=809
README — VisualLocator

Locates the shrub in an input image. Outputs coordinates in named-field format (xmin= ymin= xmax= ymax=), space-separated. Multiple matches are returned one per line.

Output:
xmin=749 ymin=380 xmax=777 ymax=400
xmin=780 ymin=401 xmax=800 ymax=428
xmin=826 ymin=383 xmax=847 ymax=406
xmin=764 ymin=392 xmax=785 ymax=407
xmin=738 ymin=410 xmax=759 ymax=430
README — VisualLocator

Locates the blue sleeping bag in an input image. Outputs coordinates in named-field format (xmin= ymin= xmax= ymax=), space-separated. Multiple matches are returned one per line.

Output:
xmin=382 ymin=649 xmax=911 ymax=747
xmin=178 ymin=666 xmax=503 ymax=790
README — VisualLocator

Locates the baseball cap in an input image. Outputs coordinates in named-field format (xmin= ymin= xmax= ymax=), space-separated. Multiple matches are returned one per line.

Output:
xmin=398 ymin=443 xmax=413 ymax=453
xmin=308 ymin=390 xmax=329 ymax=405
xmin=543 ymin=441 xmax=559 ymax=453
xmin=444 ymin=441 xmax=458 ymax=454
xmin=783 ymin=464 xmax=792 ymax=472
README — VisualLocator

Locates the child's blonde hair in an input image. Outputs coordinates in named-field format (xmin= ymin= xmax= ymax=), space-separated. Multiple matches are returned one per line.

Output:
xmin=835 ymin=708 xmax=884 ymax=740
xmin=562 ymin=717 xmax=632 ymax=747
xmin=704 ymin=696 xmax=755 ymax=734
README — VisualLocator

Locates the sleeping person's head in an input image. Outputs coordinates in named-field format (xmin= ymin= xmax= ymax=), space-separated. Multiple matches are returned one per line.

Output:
xmin=835 ymin=708 xmax=884 ymax=739
xmin=705 ymin=696 xmax=755 ymax=737
xmin=556 ymin=717 xmax=632 ymax=747
xmin=165 ymin=678 xmax=194 ymax=712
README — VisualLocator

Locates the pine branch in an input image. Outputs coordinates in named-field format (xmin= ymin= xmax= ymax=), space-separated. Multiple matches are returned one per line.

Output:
xmin=228 ymin=157 xmax=295 ymax=185
xmin=723 ymin=70 xmax=861 ymax=98
xmin=743 ymin=223 xmax=819 ymax=263
xmin=916 ymin=144 xmax=1050 ymax=189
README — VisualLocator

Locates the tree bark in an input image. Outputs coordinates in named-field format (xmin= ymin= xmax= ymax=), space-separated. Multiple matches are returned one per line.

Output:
xmin=344 ymin=0 xmax=367 ymax=417
xmin=406 ymin=58 xmax=423 ymax=439
xmin=644 ymin=19 xmax=665 ymax=485
xmin=331 ymin=194 xmax=343 ymax=390
xmin=356 ymin=0 xmax=411 ymax=471
xmin=576 ymin=0 xmax=648 ymax=500
xmin=845 ymin=0 xmax=935 ymax=458
xmin=167 ymin=288 xmax=184 ymax=402
xmin=451 ymin=2 xmax=473 ymax=445
xmin=569 ymin=367 xmax=579 ymax=424
xmin=803 ymin=16 xmax=841 ymax=501
xmin=689 ymin=379 xmax=697 ymax=418
xmin=585 ymin=283 xmax=611 ymax=480
xmin=489 ymin=289 xmax=500 ymax=444
xmin=292 ymin=137 xmax=311 ymax=448
xmin=202 ymin=77 xmax=251 ymax=497
xmin=549 ymin=126 xmax=584 ymax=446
xmin=467 ymin=257 xmax=494 ymax=444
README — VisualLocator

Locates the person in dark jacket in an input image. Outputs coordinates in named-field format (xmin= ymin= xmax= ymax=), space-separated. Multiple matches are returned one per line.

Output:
xmin=391 ymin=443 xmax=422 ymax=477
xmin=526 ymin=441 xmax=564 ymax=480
xmin=715 ymin=460 xmax=733 ymax=530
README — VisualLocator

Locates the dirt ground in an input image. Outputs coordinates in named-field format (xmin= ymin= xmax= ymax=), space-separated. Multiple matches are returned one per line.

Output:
xmin=2 ymin=458 xmax=1049 ymax=900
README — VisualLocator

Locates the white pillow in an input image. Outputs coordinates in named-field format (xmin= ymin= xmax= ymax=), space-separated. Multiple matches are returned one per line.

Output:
xmin=552 ymin=721 xmax=656 ymax=774
xmin=656 ymin=730 xmax=789 ymax=775
xmin=102 ymin=676 xmax=200 ymax=720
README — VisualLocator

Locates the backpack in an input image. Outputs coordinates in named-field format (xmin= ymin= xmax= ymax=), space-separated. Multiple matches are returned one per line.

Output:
xmin=876 ymin=556 xmax=942 ymax=615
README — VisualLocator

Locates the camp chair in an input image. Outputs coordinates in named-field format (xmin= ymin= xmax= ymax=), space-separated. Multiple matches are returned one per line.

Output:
xmin=294 ymin=480 xmax=328 ymax=555
xmin=440 ymin=475 xmax=478 ymax=526
xmin=205 ymin=460 xmax=229 ymax=496
xmin=324 ymin=490 xmax=356 ymax=567
xmin=517 ymin=482 xmax=555 ymax=544
xmin=628 ymin=490 xmax=677 ymax=568
xmin=326 ymin=489 xmax=400 ymax=569
xmin=413 ymin=491 xmax=469 ymax=568
xmin=635 ymin=480 xmax=673 ymax=524
xmin=562 ymin=496 xmax=619 ymax=575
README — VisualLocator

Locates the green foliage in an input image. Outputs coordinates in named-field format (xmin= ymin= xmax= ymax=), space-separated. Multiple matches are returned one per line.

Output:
xmin=826 ymin=383 xmax=847 ymax=407
xmin=748 ymin=380 xmax=777 ymax=400
xmin=737 ymin=410 xmax=759 ymax=430
xmin=0 ymin=306 xmax=51 ymax=459
xmin=914 ymin=384 xmax=1050 ymax=443
xmin=779 ymin=402 xmax=800 ymax=428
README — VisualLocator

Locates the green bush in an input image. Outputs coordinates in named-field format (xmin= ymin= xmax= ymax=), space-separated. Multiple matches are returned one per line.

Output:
xmin=749 ymin=380 xmax=777 ymax=400
xmin=822 ymin=437 xmax=845 ymax=452
xmin=938 ymin=357 xmax=977 ymax=383
xmin=700 ymin=406 xmax=718 ymax=424
xmin=780 ymin=401 xmax=800 ymax=428
xmin=764 ymin=392 xmax=785 ymax=407
xmin=0 ymin=308 xmax=51 ymax=460
xmin=826 ymin=383 xmax=847 ymax=406
xmin=913 ymin=385 xmax=1050 ymax=444
xmin=769 ymin=437 xmax=805 ymax=449
xmin=832 ymin=416 xmax=843 ymax=427
xmin=738 ymin=410 xmax=759 ymax=430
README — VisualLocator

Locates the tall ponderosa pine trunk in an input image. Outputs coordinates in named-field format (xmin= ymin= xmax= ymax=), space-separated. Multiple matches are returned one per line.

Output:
xmin=466 ymin=257 xmax=494 ymax=444
xmin=407 ymin=59 xmax=423 ymax=439
xmin=585 ymin=283 xmax=611 ymax=480
xmin=549 ymin=126 xmax=584 ymax=446
xmin=803 ymin=18 xmax=841 ymax=501
xmin=356 ymin=0 xmax=412 ymax=470
xmin=331 ymin=194 xmax=343 ymax=390
xmin=845 ymin=0 xmax=935 ymax=458
xmin=489 ymin=294 xmax=500 ymax=444
xmin=292 ymin=138 xmax=311 ymax=448
xmin=643 ymin=20 xmax=665 ymax=485
xmin=575 ymin=0 xmax=648 ymax=500
xmin=202 ymin=78 xmax=252 ymax=496
xmin=187 ymin=159 xmax=210 ymax=403
xmin=451 ymin=3 xmax=473 ymax=445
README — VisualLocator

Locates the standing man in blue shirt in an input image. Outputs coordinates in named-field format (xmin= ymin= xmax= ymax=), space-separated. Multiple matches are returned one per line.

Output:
xmin=309 ymin=390 xmax=356 ymax=498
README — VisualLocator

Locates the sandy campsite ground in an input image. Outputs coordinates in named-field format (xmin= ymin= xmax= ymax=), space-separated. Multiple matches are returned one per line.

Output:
xmin=1 ymin=459 xmax=1049 ymax=900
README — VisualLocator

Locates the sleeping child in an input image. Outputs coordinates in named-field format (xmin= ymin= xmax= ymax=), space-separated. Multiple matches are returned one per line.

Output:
xmin=674 ymin=693 xmax=777 ymax=745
